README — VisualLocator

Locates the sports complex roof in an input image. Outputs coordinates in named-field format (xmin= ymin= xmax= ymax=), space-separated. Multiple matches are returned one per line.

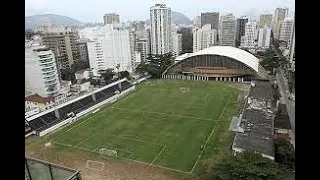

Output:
xmin=163 ymin=46 xmax=263 ymax=76
xmin=192 ymin=46 xmax=260 ymax=72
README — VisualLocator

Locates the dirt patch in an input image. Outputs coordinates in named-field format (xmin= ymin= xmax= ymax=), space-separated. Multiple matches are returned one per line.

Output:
xmin=179 ymin=87 xmax=190 ymax=94
xmin=25 ymin=146 xmax=177 ymax=180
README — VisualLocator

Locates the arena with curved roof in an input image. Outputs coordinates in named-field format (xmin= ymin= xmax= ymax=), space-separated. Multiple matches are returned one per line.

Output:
xmin=162 ymin=46 xmax=267 ymax=82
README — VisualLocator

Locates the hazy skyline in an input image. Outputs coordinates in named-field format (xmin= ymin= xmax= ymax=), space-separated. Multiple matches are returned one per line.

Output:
xmin=26 ymin=0 xmax=295 ymax=23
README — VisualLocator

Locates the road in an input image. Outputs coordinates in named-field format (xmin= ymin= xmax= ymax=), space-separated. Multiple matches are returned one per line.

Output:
xmin=276 ymin=68 xmax=295 ymax=134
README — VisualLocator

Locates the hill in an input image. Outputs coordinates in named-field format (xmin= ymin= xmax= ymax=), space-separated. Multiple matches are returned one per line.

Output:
xmin=145 ymin=11 xmax=192 ymax=25
xmin=25 ymin=14 xmax=81 ymax=30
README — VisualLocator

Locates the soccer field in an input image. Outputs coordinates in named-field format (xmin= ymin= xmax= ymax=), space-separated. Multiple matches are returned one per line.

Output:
xmin=43 ymin=79 xmax=242 ymax=173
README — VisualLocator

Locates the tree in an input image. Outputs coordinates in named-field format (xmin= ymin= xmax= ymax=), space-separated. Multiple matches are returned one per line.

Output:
xmin=275 ymin=138 xmax=295 ymax=169
xmin=60 ymin=69 xmax=76 ymax=83
xmin=212 ymin=150 xmax=283 ymax=180
xmin=136 ymin=52 xmax=174 ymax=78
xmin=100 ymin=69 xmax=114 ymax=83
xmin=120 ymin=71 xmax=131 ymax=80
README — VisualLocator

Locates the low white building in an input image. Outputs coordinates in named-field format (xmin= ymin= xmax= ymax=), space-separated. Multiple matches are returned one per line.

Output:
xmin=25 ymin=94 xmax=55 ymax=112
xmin=75 ymin=69 xmax=91 ymax=81
xmin=72 ymin=81 xmax=91 ymax=93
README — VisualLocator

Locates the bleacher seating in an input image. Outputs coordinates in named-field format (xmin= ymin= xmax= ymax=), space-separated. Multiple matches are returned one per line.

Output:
xmin=120 ymin=81 xmax=132 ymax=91
xmin=27 ymin=80 xmax=134 ymax=135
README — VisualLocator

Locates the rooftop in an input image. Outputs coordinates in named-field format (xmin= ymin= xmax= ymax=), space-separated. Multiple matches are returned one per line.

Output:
xmin=233 ymin=80 xmax=275 ymax=158
xmin=249 ymin=80 xmax=273 ymax=100
xmin=25 ymin=94 xmax=54 ymax=104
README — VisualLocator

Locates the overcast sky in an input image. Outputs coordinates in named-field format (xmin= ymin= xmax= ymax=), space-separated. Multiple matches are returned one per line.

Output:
xmin=26 ymin=0 xmax=295 ymax=23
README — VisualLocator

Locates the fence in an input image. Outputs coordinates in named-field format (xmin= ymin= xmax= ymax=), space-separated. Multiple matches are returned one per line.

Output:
xmin=25 ymin=156 xmax=82 ymax=180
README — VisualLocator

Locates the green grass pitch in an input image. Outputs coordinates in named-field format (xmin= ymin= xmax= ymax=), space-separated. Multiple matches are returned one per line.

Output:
xmin=44 ymin=79 xmax=242 ymax=173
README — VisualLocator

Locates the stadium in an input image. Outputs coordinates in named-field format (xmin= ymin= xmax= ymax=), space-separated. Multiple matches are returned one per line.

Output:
xmin=162 ymin=46 xmax=268 ymax=82
xmin=25 ymin=47 xmax=266 ymax=179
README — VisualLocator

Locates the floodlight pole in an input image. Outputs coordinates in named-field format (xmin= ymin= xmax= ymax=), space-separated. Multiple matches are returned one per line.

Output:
xmin=116 ymin=64 xmax=122 ymax=90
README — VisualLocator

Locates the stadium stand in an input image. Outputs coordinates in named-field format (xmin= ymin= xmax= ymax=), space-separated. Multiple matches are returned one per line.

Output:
xmin=26 ymin=79 xmax=134 ymax=136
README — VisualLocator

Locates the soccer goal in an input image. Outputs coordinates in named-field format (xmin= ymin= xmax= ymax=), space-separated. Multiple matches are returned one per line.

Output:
xmin=99 ymin=148 xmax=117 ymax=157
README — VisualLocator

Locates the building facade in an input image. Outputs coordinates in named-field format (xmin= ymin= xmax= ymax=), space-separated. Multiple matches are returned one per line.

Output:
xmin=200 ymin=12 xmax=219 ymax=31
xmin=136 ymin=38 xmax=150 ymax=63
xmin=193 ymin=24 xmax=217 ymax=52
xmin=272 ymin=8 xmax=288 ymax=39
xmin=219 ymin=14 xmax=236 ymax=46
xmin=172 ymin=32 xmax=182 ymax=56
xmin=288 ymin=14 xmax=295 ymax=71
xmin=150 ymin=4 xmax=172 ymax=55
xmin=235 ymin=16 xmax=248 ymax=47
xmin=258 ymin=27 xmax=272 ymax=49
xmin=84 ymin=25 xmax=132 ymax=76
xmin=259 ymin=14 xmax=273 ymax=28
xmin=25 ymin=42 xmax=60 ymax=97
xmin=41 ymin=28 xmax=79 ymax=70
xmin=103 ymin=13 xmax=120 ymax=25
xmin=25 ymin=94 xmax=55 ymax=112
xmin=279 ymin=17 xmax=294 ymax=44
xmin=76 ymin=41 xmax=89 ymax=63
xmin=240 ymin=21 xmax=258 ymax=48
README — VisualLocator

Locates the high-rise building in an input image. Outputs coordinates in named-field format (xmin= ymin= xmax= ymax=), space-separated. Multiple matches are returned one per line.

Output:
xmin=84 ymin=25 xmax=132 ymax=76
xmin=25 ymin=41 xmax=60 ymax=97
xmin=235 ymin=16 xmax=248 ymax=47
xmin=219 ymin=14 xmax=236 ymax=46
xmin=103 ymin=13 xmax=120 ymax=25
xmin=172 ymin=33 xmax=182 ymax=56
xmin=150 ymin=4 xmax=172 ymax=55
xmin=288 ymin=14 xmax=295 ymax=70
xmin=240 ymin=21 xmax=258 ymax=48
xmin=193 ymin=24 xmax=217 ymax=52
xmin=129 ymin=29 xmax=137 ymax=71
xmin=132 ymin=21 xmax=146 ymax=32
xmin=76 ymin=41 xmax=89 ymax=63
xmin=259 ymin=14 xmax=273 ymax=28
xmin=136 ymin=38 xmax=150 ymax=63
xmin=258 ymin=27 xmax=272 ymax=49
xmin=200 ymin=12 xmax=219 ymax=31
xmin=279 ymin=17 xmax=294 ymax=43
xmin=272 ymin=8 xmax=288 ymax=39
xmin=41 ymin=27 xmax=79 ymax=70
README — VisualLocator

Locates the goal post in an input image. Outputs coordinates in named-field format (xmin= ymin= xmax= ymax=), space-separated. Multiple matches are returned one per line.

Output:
xmin=99 ymin=148 xmax=117 ymax=157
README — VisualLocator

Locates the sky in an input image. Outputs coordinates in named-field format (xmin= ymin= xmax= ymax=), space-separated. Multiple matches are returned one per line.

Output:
xmin=26 ymin=0 xmax=295 ymax=23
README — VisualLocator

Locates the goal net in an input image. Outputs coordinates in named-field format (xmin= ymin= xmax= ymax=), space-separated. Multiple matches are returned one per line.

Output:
xmin=99 ymin=148 xmax=117 ymax=157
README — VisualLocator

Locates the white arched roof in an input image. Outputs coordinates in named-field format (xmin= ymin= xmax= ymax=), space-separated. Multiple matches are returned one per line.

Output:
xmin=180 ymin=46 xmax=260 ymax=72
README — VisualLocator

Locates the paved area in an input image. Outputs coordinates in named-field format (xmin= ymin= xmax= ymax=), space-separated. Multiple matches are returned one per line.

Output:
xmin=276 ymin=68 xmax=295 ymax=136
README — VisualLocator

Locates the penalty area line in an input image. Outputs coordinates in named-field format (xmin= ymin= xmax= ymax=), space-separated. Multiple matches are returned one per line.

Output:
xmin=150 ymin=145 xmax=166 ymax=165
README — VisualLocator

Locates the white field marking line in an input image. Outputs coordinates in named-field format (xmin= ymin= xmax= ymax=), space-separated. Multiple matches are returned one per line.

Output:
xmin=189 ymin=93 xmax=233 ymax=174
xmin=120 ymin=156 xmax=190 ymax=174
xmin=74 ymin=132 xmax=98 ymax=148
xmin=150 ymin=145 xmax=167 ymax=165
xmin=86 ymin=160 xmax=104 ymax=171
xmin=50 ymin=107 xmax=111 ymax=143
xmin=111 ymin=107 xmax=219 ymax=122
xmin=142 ymin=111 xmax=174 ymax=120
xmin=96 ymin=133 xmax=161 ymax=146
